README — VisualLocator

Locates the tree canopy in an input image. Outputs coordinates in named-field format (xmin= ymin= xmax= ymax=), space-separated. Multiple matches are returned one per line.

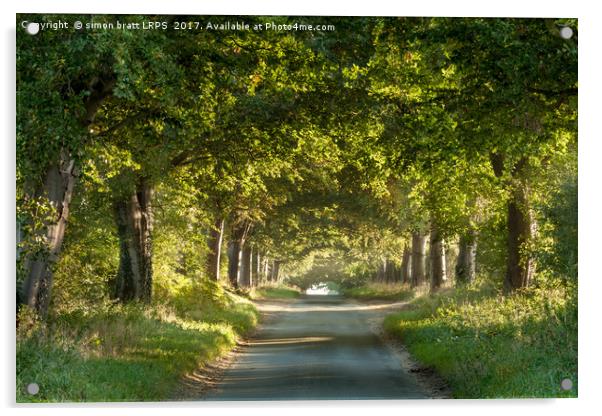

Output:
xmin=16 ymin=15 xmax=577 ymax=316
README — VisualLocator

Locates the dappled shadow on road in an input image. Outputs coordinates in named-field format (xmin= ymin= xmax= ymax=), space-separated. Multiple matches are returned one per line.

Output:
xmin=256 ymin=294 xmax=411 ymax=314
xmin=200 ymin=295 xmax=429 ymax=400
xmin=248 ymin=336 xmax=334 ymax=346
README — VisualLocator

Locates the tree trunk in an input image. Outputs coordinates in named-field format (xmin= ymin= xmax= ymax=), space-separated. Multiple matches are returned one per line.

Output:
xmin=205 ymin=218 xmax=224 ymax=281
xmin=227 ymin=240 xmax=242 ymax=288
xmin=269 ymin=259 xmax=275 ymax=282
xmin=384 ymin=259 xmax=390 ymax=283
xmin=385 ymin=259 xmax=396 ymax=283
xmin=376 ymin=259 xmax=386 ymax=282
xmin=430 ymin=227 xmax=446 ymax=291
xmin=112 ymin=178 xmax=154 ymax=303
xmin=19 ymin=77 xmax=115 ymax=318
xmin=505 ymin=177 xmax=536 ymax=291
xmin=263 ymin=256 xmax=270 ymax=283
xmin=239 ymin=245 xmax=252 ymax=288
xmin=226 ymin=221 xmax=252 ymax=288
xmin=271 ymin=260 xmax=281 ymax=282
xmin=21 ymin=150 xmax=77 ymax=316
xmin=455 ymin=229 xmax=477 ymax=285
xmin=490 ymin=154 xmax=536 ymax=291
xmin=411 ymin=232 xmax=427 ymax=287
xmin=253 ymin=250 xmax=262 ymax=287
xmin=401 ymin=245 xmax=412 ymax=284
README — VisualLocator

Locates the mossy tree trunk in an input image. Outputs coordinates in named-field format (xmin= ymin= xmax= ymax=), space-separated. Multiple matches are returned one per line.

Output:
xmin=21 ymin=78 xmax=115 ymax=317
xmin=491 ymin=153 xmax=537 ymax=291
xmin=112 ymin=177 xmax=154 ymax=303
xmin=505 ymin=175 xmax=536 ymax=291
xmin=21 ymin=150 xmax=77 ymax=317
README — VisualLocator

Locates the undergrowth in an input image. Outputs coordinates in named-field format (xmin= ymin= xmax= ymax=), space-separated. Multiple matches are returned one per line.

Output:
xmin=383 ymin=280 xmax=577 ymax=398
xmin=16 ymin=281 xmax=258 ymax=402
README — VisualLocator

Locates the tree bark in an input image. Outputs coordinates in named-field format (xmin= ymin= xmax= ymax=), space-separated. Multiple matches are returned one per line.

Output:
xmin=21 ymin=150 xmax=77 ymax=316
xmin=227 ymin=240 xmax=242 ymax=288
xmin=270 ymin=260 xmax=281 ymax=282
xmin=239 ymin=245 xmax=252 ymax=288
xmin=205 ymin=218 xmax=224 ymax=281
xmin=112 ymin=178 xmax=154 ymax=303
xmin=455 ymin=229 xmax=477 ymax=285
xmin=385 ymin=259 xmax=391 ymax=283
xmin=430 ymin=227 xmax=446 ymax=291
xmin=263 ymin=256 xmax=270 ymax=283
xmin=20 ymin=76 xmax=115 ymax=318
xmin=401 ymin=245 xmax=412 ymax=284
xmin=226 ymin=221 xmax=251 ymax=288
xmin=385 ymin=259 xmax=396 ymax=283
xmin=253 ymin=250 xmax=262 ymax=287
xmin=411 ymin=232 xmax=427 ymax=287
xmin=505 ymin=174 xmax=536 ymax=291
xmin=376 ymin=259 xmax=386 ymax=282
xmin=490 ymin=154 xmax=536 ymax=291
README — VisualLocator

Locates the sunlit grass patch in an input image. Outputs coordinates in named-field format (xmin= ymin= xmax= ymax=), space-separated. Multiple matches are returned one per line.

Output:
xmin=383 ymin=282 xmax=577 ymax=398
xmin=16 ymin=285 xmax=258 ymax=402
xmin=342 ymin=282 xmax=415 ymax=301
xmin=250 ymin=284 xmax=301 ymax=300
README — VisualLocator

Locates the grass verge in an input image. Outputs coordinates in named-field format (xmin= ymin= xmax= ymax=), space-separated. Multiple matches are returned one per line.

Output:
xmin=250 ymin=285 xmax=301 ymax=300
xmin=342 ymin=282 xmax=415 ymax=301
xmin=16 ymin=283 xmax=258 ymax=402
xmin=383 ymin=282 xmax=577 ymax=398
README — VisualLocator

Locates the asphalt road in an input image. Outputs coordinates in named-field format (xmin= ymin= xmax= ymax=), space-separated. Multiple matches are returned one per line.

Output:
xmin=203 ymin=295 xmax=428 ymax=401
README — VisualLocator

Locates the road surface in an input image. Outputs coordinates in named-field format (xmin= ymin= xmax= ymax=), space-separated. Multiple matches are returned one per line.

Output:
xmin=203 ymin=295 xmax=428 ymax=400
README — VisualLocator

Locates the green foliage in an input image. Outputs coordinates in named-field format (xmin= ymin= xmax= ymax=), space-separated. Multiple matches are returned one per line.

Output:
xmin=542 ymin=179 xmax=578 ymax=279
xmin=17 ymin=15 xmax=577 ymax=298
xmin=384 ymin=283 xmax=577 ymax=398
xmin=533 ymin=147 xmax=578 ymax=282
xmin=285 ymin=253 xmax=350 ymax=290
xmin=50 ymin=189 xmax=119 ymax=313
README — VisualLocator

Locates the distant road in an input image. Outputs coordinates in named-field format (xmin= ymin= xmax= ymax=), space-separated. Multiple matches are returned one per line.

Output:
xmin=203 ymin=295 xmax=428 ymax=400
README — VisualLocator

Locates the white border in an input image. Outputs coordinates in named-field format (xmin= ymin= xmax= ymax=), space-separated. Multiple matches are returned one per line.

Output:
xmin=9 ymin=0 xmax=586 ymax=17
xmin=3 ymin=1 xmax=600 ymax=416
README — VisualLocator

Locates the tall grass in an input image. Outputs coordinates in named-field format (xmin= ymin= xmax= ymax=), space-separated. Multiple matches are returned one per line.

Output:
xmin=16 ymin=283 xmax=258 ymax=402
xmin=383 ymin=281 xmax=577 ymax=398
